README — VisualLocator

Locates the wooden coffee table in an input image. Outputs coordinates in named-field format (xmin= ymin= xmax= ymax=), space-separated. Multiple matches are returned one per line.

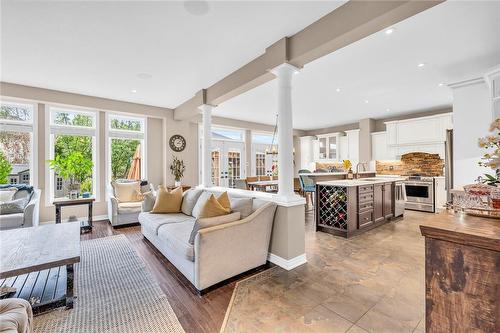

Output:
xmin=0 ymin=223 xmax=81 ymax=314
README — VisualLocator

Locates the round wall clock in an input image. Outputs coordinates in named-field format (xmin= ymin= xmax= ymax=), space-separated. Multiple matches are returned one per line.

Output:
xmin=169 ymin=134 xmax=186 ymax=152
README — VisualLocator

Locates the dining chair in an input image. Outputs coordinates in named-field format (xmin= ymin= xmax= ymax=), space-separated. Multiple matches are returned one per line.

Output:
xmin=234 ymin=179 xmax=248 ymax=190
xmin=298 ymin=172 xmax=316 ymax=211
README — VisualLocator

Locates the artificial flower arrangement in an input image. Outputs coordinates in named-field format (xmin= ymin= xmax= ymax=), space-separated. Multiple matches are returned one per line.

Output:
xmin=478 ymin=118 xmax=500 ymax=186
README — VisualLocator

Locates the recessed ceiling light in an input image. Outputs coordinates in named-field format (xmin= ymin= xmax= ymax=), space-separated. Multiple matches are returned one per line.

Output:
xmin=131 ymin=89 xmax=137 ymax=93
xmin=417 ymin=63 xmax=426 ymax=68
xmin=438 ymin=83 xmax=444 ymax=87
xmin=137 ymin=73 xmax=152 ymax=80
xmin=336 ymin=88 xmax=341 ymax=92
xmin=386 ymin=108 xmax=391 ymax=112
xmin=364 ymin=100 xmax=369 ymax=104
xmin=385 ymin=28 xmax=395 ymax=35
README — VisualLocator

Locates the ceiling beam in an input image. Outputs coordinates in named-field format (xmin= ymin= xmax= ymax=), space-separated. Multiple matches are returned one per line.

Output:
xmin=174 ymin=0 xmax=444 ymax=121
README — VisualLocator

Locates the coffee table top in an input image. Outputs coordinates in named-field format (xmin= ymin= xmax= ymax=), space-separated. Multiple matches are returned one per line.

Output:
xmin=0 ymin=222 xmax=81 ymax=279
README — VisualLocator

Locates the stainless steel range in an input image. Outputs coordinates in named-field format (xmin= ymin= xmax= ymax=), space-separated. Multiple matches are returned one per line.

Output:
xmin=404 ymin=175 xmax=435 ymax=213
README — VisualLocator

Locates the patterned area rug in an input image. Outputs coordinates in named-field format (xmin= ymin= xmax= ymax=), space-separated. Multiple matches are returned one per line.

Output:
xmin=220 ymin=266 xmax=280 ymax=333
xmin=33 ymin=235 xmax=185 ymax=333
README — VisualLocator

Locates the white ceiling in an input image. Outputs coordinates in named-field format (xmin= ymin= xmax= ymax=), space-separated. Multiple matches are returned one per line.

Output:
xmin=214 ymin=0 xmax=500 ymax=130
xmin=0 ymin=0 xmax=344 ymax=109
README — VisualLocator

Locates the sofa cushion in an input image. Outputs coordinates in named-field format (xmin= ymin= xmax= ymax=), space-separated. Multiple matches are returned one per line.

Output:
xmin=230 ymin=198 xmax=253 ymax=219
xmin=117 ymin=201 xmax=142 ymax=215
xmin=0 ymin=198 xmax=28 ymax=215
xmin=158 ymin=220 xmax=196 ymax=262
xmin=142 ymin=192 xmax=155 ymax=212
xmin=152 ymin=186 xmax=183 ymax=213
xmin=138 ymin=212 xmax=194 ymax=234
xmin=181 ymin=189 xmax=203 ymax=216
xmin=188 ymin=212 xmax=241 ymax=245
xmin=0 ymin=188 xmax=17 ymax=203
xmin=0 ymin=213 xmax=24 ymax=230
xmin=112 ymin=181 xmax=142 ymax=202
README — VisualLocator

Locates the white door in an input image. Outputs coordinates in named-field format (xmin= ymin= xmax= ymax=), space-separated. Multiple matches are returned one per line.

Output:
xmin=211 ymin=140 xmax=245 ymax=188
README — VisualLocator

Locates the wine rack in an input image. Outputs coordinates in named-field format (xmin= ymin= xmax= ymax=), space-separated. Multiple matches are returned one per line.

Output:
xmin=317 ymin=185 xmax=348 ymax=230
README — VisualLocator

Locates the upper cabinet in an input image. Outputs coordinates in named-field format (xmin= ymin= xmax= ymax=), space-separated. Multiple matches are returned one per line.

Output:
xmin=382 ymin=113 xmax=453 ymax=159
xmin=485 ymin=65 xmax=500 ymax=119
xmin=316 ymin=133 xmax=339 ymax=161
xmin=313 ymin=131 xmax=358 ymax=163
xmin=346 ymin=129 xmax=359 ymax=166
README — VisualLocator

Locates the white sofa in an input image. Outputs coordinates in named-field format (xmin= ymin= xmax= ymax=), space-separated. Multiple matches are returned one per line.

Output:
xmin=0 ymin=189 xmax=40 ymax=231
xmin=139 ymin=188 xmax=277 ymax=293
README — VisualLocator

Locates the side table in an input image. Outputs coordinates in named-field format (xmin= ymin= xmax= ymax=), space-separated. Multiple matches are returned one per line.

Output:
xmin=53 ymin=197 xmax=95 ymax=233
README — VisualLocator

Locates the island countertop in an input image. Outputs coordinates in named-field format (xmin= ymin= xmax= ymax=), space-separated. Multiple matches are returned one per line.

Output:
xmin=420 ymin=210 xmax=500 ymax=252
xmin=300 ymin=171 xmax=376 ymax=177
xmin=317 ymin=177 xmax=406 ymax=187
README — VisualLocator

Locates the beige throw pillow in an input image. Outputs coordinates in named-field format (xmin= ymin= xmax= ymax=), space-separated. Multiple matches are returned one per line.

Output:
xmin=112 ymin=181 xmax=142 ymax=202
xmin=189 ymin=212 xmax=241 ymax=244
xmin=0 ymin=188 xmax=18 ymax=203
xmin=199 ymin=193 xmax=231 ymax=218
xmin=151 ymin=186 xmax=183 ymax=213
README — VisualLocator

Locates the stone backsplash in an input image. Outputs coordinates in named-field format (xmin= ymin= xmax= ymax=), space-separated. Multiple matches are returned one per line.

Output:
xmin=376 ymin=152 xmax=444 ymax=176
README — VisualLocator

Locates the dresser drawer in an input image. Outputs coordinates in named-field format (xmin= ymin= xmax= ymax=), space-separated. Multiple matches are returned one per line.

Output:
xmin=359 ymin=192 xmax=374 ymax=203
xmin=358 ymin=211 xmax=373 ymax=228
xmin=358 ymin=184 xmax=373 ymax=194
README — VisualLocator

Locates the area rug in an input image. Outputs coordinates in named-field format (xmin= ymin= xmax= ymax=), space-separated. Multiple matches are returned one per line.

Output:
xmin=220 ymin=266 xmax=280 ymax=333
xmin=33 ymin=235 xmax=185 ymax=333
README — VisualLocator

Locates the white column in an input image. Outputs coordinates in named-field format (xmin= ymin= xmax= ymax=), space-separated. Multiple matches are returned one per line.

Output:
xmin=199 ymin=104 xmax=213 ymax=187
xmin=271 ymin=63 xmax=300 ymax=200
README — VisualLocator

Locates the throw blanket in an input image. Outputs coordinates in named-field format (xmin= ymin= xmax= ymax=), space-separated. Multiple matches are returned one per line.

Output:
xmin=0 ymin=184 xmax=34 ymax=193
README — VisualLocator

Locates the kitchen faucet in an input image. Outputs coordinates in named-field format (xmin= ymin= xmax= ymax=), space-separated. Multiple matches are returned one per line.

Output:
xmin=356 ymin=162 xmax=368 ymax=177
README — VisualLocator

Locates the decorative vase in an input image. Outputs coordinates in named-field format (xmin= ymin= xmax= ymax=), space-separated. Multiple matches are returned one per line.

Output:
xmin=174 ymin=180 xmax=181 ymax=187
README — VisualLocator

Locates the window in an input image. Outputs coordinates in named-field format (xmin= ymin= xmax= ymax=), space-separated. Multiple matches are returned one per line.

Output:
xmin=48 ymin=106 xmax=97 ymax=200
xmin=0 ymin=101 xmax=36 ymax=186
xmin=212 ymin=127 xmax=243 ymax=141
xmin=211 ymin=150 xmax=220 ymax=186
xmin=255 ymin=153 xmax=266 ymax=176
xmin=107 ymin=114 xmax=145 ymax=183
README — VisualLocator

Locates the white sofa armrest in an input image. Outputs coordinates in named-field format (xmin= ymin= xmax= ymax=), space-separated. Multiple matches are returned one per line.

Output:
xmin=194 ymin=202 xmax=277 ymax=290
xmin=107 ymin=194 xmax=119 ymax=225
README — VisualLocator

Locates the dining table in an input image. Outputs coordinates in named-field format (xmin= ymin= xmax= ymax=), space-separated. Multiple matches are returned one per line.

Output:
xmin=247 ymin=180 xmax=279 ymax=192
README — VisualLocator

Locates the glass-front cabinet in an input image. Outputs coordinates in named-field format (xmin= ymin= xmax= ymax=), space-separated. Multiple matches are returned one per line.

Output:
xmin=316 ymin=133 xmax=339 ymax=161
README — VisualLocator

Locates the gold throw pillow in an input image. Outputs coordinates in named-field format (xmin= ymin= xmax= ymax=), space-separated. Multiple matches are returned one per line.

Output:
xmin=199 ymin=193 xmax=231 ymax=218
xmin=217 ymin=191 xmax=231 ymax=211
xmin=151 ymin=186 xmax=183 ymax=213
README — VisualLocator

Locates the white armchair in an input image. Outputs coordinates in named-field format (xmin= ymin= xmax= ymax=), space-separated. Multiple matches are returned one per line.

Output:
xmin=0 ymin=189 xmax=40 ymax=231
xmin=107 ymin=180 xmax=153 ymax=227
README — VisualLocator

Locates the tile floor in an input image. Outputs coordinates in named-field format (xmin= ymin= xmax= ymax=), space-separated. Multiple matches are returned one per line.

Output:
xmin=223 ymin=210 xmax=427 ymax=333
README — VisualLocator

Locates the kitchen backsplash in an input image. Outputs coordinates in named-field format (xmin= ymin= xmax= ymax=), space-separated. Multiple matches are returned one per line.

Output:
xmin=376 ymin=152 xmax=444 ymax=176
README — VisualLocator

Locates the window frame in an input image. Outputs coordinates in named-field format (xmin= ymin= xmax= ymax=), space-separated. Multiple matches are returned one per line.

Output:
xmin=106 ymin=113 xmax=147 ymax=189
xmin=0 ymin=98 xmax=38 ymax=187
xmin=45 ymin=105 xmax=99 ymax=206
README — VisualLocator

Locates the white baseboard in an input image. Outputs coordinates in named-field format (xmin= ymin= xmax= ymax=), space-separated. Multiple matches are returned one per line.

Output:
xmin=267 ymin=253 xmax=307 ymax=270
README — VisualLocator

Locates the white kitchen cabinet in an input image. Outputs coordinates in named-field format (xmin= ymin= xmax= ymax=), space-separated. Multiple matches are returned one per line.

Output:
xmin=346 ymin=130 xmax=359 ymax=165
xmin=434 ymin=177 xmax=447 ymax=211
xmin=315 ymin=133 xmax=340 ymax=161
xmin=371 ymin=132 xmax=389 ymax=160
xmin=339 ymin=135 xmax=348 ymax=161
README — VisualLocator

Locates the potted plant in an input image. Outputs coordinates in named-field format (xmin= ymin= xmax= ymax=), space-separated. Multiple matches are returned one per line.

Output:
xmin=170 ymin=156 xmax=185 ymax=187
xmin=48 ymin=151 xmax=93 ymax=198
xmin=478 ymin=118 xmax=500 ymax=186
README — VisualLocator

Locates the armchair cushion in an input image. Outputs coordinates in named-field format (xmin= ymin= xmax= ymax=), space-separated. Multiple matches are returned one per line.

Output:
xmin=117 ymin=201 xmax=142 ymax=214
xmin=0 ymin=213 xmax=24 ymax=229
xmin=0 ymin=198 xmax=29 ymax=215
xmin=111 ymin=181 xmax=142 ymax=202
xmin=0 ymin=188 xmax=17 ymax=203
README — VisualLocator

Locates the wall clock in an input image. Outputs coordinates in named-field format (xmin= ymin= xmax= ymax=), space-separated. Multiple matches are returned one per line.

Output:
xmin=169 ymin=134 xmax=186 ymax=152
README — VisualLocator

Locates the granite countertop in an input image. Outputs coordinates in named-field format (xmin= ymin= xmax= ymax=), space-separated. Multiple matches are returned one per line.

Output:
xmin=301 ymin=171 xmax=375 ymax=176
xmin=317 ymin=177 xmax=406 ymax=187
xmin=420 ymin=210 xmax=500 ymax=252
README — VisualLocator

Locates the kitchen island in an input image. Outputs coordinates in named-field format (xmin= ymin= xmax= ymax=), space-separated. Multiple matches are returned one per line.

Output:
xmin=315 ymin=178 xmax=404 ymax=237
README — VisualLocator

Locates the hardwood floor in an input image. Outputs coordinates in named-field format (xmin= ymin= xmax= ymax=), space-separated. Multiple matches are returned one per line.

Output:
xmin=81 ymin=220 xmax=241 ymax=333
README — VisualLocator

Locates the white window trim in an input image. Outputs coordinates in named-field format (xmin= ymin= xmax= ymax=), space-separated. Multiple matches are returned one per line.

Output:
xmin=45 ymin=105 xmax=99 ymax=207
xmin=105 ymin=113 xmax=147 ymax=195
xmin=0 ymin=99 xmax=38 ymax=188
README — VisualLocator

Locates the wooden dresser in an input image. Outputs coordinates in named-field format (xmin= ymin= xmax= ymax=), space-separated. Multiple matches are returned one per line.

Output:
xmin=420 ymin=211 xmax=500 ymax=333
